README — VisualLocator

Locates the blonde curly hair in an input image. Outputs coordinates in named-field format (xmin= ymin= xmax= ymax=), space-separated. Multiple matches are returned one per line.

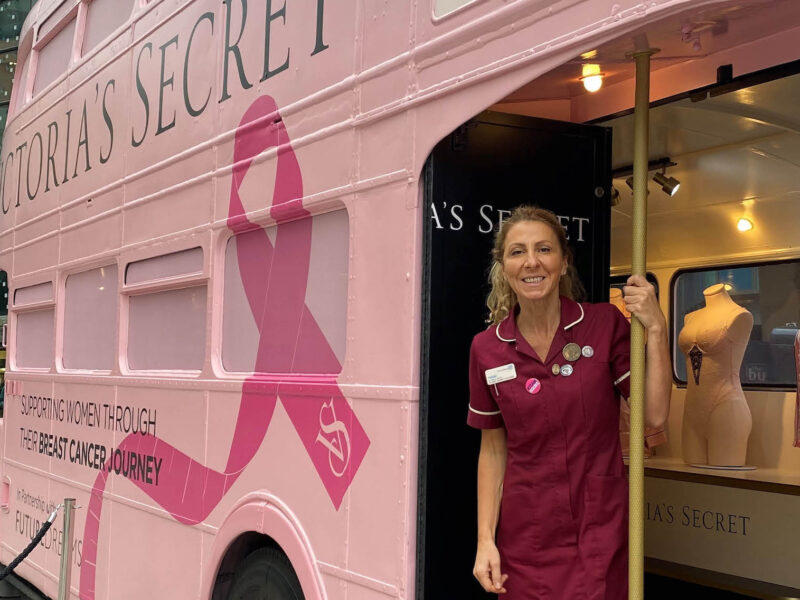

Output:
xmin=486 ymin=205 xmax=584 ymax=324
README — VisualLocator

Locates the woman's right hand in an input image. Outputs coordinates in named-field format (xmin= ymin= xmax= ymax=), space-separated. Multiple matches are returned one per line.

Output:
xmin=473 ymin=539 xmax=508 ymax=594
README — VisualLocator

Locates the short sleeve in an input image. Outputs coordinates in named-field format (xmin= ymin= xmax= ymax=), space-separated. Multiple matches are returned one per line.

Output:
xmin=609 ymin=307 xmax=631 ymax=398
xmin=466 ymin=337 xmax=504 ymax=429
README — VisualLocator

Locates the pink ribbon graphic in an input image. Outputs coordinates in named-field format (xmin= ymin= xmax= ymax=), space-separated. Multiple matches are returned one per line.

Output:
xmin=78 ymin=96 xmax=369 ymax=599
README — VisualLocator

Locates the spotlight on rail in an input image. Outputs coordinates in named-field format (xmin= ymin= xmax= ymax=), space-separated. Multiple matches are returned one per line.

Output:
xmin=653 ymin=171 xmax=681 ymax=196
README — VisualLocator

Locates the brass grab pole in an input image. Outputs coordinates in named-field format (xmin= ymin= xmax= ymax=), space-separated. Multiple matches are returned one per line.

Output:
xmin=628 ymin=48 xmax=657 ymax=600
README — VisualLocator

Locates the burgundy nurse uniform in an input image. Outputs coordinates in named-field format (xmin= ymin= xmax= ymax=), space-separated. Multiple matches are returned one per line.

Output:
xmin=468 ymin=296 xmax=631 ymax=600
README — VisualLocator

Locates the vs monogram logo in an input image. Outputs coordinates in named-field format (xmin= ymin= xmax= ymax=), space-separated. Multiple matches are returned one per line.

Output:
xmin=315 ymin=399 xmax=351 ymax=478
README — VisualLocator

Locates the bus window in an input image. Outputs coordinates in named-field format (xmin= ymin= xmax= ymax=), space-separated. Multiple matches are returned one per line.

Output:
xmin=125 ymin=248 xmax=206 ymax=371
xmin=14 ymin=281 xmax=52 ymax=304
xmin=82 ymin=0 xmax=135 ymax=56
xmin=222 ymin=210 xmax=349 ymax=373
xmin=125 ymin=247 xmax=203 ymax=285
xmin=13 ymin=281 xmax=55 ymax=370
xmin=127 ymin=286 xmax=206 ymax=371
xmin=32 ymin=18 xmax=75 ymax=96
xmin=6 ymin=31 xmax=32 ymax=118
xmin=63 ymin=265 xmax=118 ymax=370
xmin=672 ymin=260 xmax=800 ymax=388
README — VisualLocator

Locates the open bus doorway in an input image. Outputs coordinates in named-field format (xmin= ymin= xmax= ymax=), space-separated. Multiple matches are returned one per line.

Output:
xmin=417 ymin=2 xmax=800 ymax=598
xmin=418 ymin=112 xmax=613 ymax=599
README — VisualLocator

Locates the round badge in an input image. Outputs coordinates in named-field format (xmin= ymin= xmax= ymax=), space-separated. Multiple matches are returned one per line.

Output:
xmin=582 ymin=345 xmax=594 ymax=358
xmin=525 ymin=378 xmax=542 ymax=394
xmin=562 ymin=343 xmax=581 ymax=362
xmin=551 ymin=364 xmax=561 ymax=376
xmin=560 ymin=364 xmax=574 ymax=377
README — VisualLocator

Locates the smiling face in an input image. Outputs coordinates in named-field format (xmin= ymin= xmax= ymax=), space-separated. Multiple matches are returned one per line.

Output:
xmin=502 ymin=220 xmax=567 ymax=304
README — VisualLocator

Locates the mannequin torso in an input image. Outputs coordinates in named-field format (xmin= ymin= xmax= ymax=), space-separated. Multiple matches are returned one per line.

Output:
xmin=677 ymin=283 xmax=753 ymax=466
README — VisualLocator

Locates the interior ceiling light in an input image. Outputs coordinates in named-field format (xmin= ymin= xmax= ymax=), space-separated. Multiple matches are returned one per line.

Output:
xmin=580 ymin=63 xmax=604 ymax=93
xmin=653 ymin=171 xmax=680 ymax=196
xmin=737 ymin=217 xmax=753 ymax=232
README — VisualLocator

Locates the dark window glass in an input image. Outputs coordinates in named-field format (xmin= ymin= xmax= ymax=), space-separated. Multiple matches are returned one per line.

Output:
xmin=672 ymin=261 xmax=800 ymax=388
xmin=609 ymin=272 xmax=660 ymax=298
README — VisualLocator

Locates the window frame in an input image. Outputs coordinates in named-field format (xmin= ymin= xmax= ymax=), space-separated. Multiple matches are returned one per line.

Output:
xmin=10 ymin=277 xmax=57 ymax=373
xmin=58 ymin=261 xmax=120 ymax=374
xmin=29 ymin=0 xmax=81 ymax=100
xmin=669 ymin=258 xmax=800 ymax=391
xmin=79 ymin=0 xmax=137 ymax=59
xmin=217 ymin=207 xmax=351 ymax=378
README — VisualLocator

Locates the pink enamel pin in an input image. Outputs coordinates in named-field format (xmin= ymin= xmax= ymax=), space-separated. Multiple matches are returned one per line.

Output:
xmin=525 ymin=378 xmax=542 ymax=394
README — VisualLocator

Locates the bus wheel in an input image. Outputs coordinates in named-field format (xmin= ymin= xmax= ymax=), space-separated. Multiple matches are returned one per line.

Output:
xmin=227 ymin=547 xmax=305 ymax=600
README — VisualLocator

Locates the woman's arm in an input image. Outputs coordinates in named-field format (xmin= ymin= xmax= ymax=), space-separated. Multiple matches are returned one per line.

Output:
xmin=473 ymin=427 xmax=509 ymax=594
xmin=623 ymin=274 xmax=672 ymax=430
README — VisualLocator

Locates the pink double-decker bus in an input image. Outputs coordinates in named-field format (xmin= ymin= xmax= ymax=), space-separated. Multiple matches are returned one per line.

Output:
xmin=2 ymin=0 xmax=800 ymax=598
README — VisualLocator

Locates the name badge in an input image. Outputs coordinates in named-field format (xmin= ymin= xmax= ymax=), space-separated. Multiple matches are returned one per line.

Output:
xmin=485 ymin=363 xmax=517 ymax=385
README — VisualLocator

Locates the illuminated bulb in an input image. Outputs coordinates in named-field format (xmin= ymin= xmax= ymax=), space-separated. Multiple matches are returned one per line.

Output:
xmin=581 ymin=64 xmax=604 ymax=93
xmin=583 ymin=75 xmax=603 ymax=92
xmin=737 ymin=218 xmax=753 ymax=232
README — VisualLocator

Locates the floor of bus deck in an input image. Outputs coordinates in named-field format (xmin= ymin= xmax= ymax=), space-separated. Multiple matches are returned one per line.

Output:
xmin=646 ymin=573 xmax=758 ymax=599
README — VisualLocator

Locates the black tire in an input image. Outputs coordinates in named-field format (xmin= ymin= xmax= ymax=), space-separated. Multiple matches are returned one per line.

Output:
xmin=227 ymin=547 xmax=305 ymax=600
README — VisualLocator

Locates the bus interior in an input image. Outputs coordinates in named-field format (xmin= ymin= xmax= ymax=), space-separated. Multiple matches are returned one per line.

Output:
xmin=420 ymin=1 xmax=800 ymax=598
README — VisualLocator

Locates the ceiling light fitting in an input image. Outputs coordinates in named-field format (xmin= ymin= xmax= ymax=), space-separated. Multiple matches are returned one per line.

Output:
xmin=614 ymin=158 xmax=680 ymax=197
xmin=653 ymin=170 xmax=681 ymax=196
xmin=737 ymin=217 xmax=753 ymax=232
xmin=580 ymin=64 xmax=604 ymax=93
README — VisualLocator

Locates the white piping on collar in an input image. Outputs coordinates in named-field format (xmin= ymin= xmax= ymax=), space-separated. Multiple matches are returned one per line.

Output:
xmin=495 ymin=317 xmax=516 ymax=343
xmin=496 ymin=301 xmax=584 ymax=341
xmin=564 ymin=302 xmax=584 ymax=330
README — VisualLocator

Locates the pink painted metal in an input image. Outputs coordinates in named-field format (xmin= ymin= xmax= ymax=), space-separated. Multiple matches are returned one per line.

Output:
xmin=77 ymin=96 xmax=369 ymax=598
xmin=1 ymin=0 xmax=799 ymax=599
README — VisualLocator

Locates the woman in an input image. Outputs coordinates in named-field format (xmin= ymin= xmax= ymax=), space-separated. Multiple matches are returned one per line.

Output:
xmin=468 ymin=206 xmax=670 ymax=599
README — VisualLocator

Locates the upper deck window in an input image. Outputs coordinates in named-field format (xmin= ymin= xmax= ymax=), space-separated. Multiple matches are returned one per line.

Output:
xmin=82 ymin=0 xmax=135 ymax=56
xmin=1 ymin=2 xmax=34 ymax=126
xmin=32 ymin=17 xmax=75 ymax=96
xmin=5 ymin=48 xmax=28 ymax=118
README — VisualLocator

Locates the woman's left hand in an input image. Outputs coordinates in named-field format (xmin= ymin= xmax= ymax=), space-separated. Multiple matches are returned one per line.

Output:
xmin=623 ymin=274 xmax=666 ymax=331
